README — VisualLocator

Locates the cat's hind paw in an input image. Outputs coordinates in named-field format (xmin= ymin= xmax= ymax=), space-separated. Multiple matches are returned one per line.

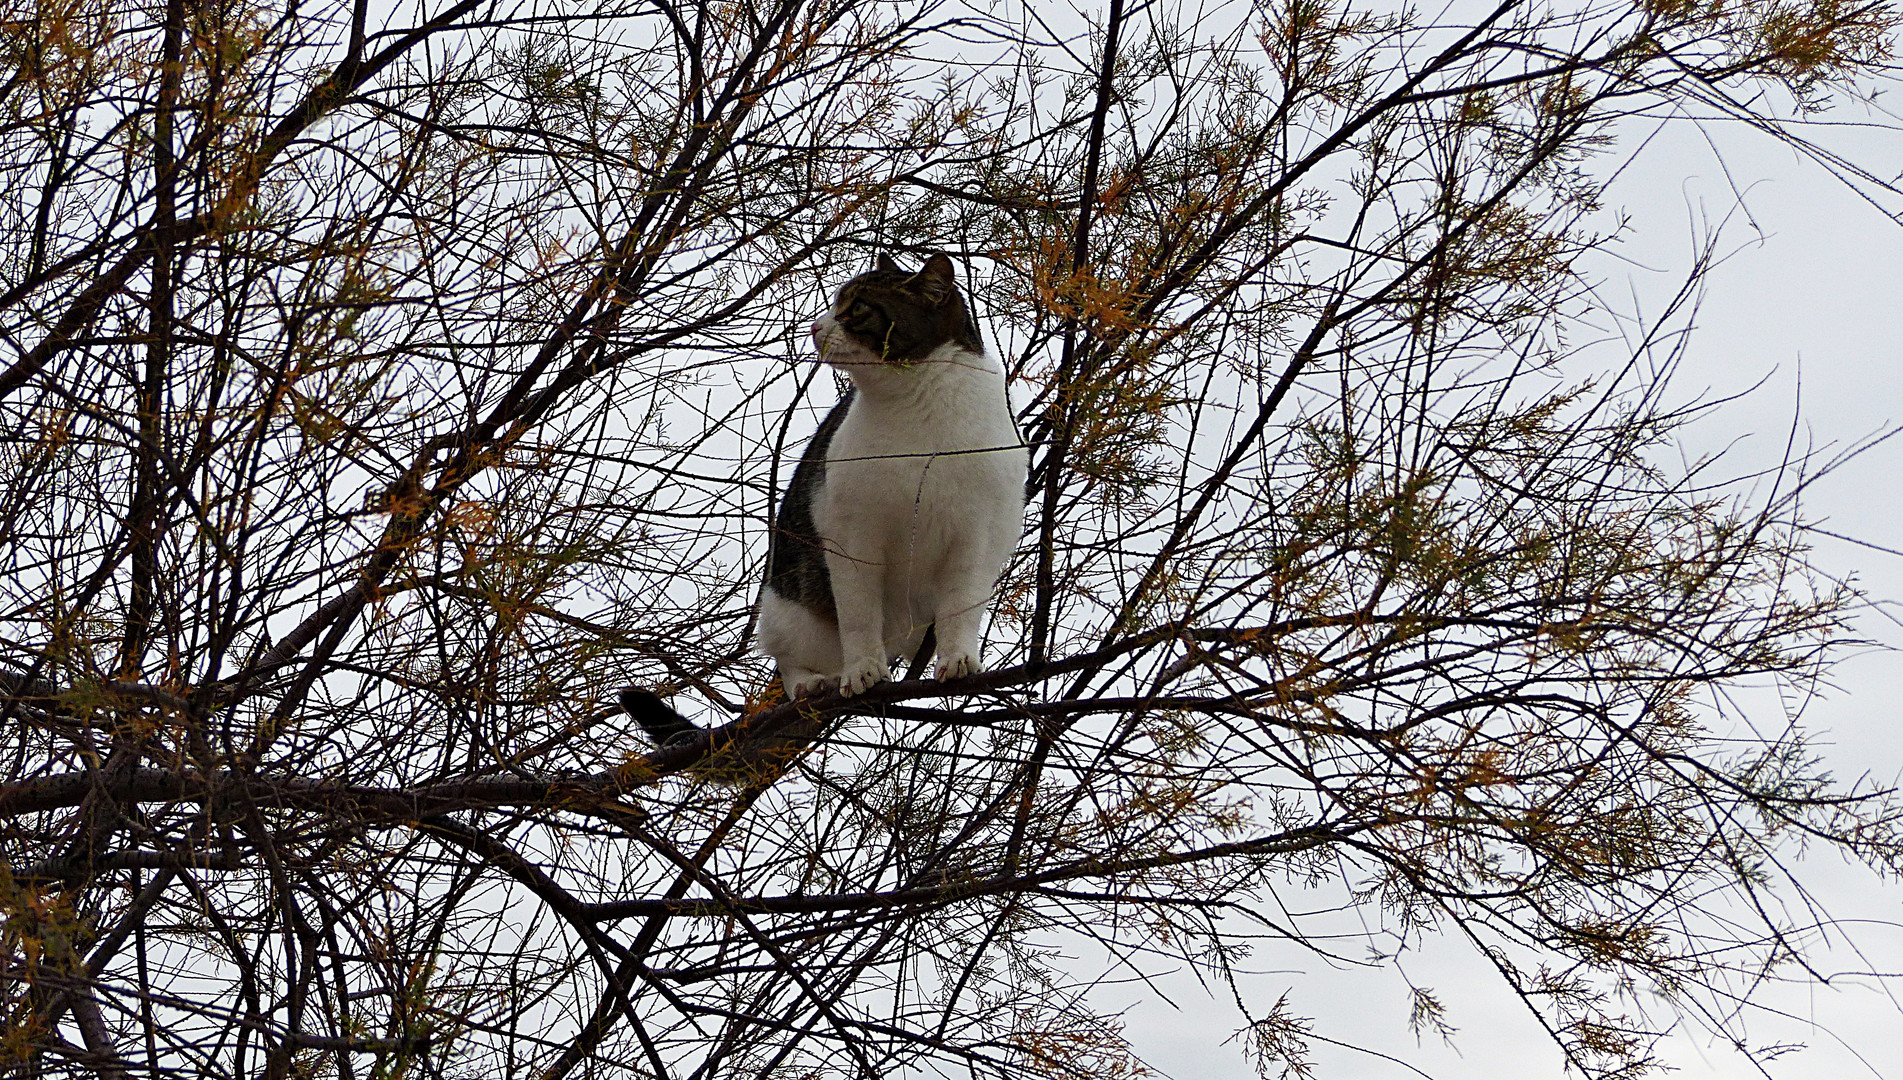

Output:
xmin=786 ymin=672 xmax=836 ymax=698
xmin=936 ymin=653 xmax=982 ymax=682
xmin=839 ymin=657 xmax=890 ymax=697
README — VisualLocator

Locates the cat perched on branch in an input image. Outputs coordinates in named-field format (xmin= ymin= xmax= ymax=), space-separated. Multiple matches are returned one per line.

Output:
xmin=622 ymin=253 xmax=1027 ymax=780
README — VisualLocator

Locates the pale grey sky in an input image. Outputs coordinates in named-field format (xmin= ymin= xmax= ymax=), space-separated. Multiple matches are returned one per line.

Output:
xmin=1110 ymin=96 xmax=1903 ymax=1080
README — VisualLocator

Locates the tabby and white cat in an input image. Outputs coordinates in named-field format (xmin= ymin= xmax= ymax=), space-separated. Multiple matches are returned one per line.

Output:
xmin=621 ymin=253 xmax=1027 ymax=772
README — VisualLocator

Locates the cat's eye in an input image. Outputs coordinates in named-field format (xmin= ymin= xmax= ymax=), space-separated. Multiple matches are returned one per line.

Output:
xmin=846 ymin=300 xmax=873 ymax=320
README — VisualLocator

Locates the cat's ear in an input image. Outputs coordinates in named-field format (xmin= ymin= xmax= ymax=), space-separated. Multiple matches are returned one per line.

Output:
xmin=913 ymin=253 xmax=956 ymax=304
xmin=875 ymin=254 xmax=901 ymax=274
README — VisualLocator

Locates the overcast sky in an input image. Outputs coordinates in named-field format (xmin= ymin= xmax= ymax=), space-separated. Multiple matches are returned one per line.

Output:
xmin=1104 ymin=91 xmax=1903 ymax=1080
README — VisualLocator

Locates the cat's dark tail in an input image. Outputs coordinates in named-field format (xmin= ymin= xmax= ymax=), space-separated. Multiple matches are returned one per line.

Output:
xmin=619 ymin=685 xmax=818 ymax=786
xmin=619 ymin=689 xmax=701 ymax=746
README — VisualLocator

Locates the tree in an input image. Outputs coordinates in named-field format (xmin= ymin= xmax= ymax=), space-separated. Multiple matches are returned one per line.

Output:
xmin=2 ymin=0 xmax=1898 ymax=1075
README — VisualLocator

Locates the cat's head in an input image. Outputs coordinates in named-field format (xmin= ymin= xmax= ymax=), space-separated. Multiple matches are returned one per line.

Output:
xmin=810 ymin=253 xmax=983 ymax=370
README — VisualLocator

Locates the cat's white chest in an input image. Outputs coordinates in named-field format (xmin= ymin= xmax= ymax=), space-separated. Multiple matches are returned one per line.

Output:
xmin=809 ymin=343 xmax=1026 ymax=690
xmin=820 ymin=349 xmax=1021 ymax=556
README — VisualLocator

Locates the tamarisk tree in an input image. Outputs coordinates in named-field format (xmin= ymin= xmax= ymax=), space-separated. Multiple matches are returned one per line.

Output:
xmin=2 ymin=0 xmax=1898 ymax=1075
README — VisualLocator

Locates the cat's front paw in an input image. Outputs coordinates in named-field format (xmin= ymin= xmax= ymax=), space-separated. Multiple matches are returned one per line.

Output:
xmin=936 ymin=653 xmax=982 ymax=681
xmin=839 ymin=657 xmax=890 ymax=697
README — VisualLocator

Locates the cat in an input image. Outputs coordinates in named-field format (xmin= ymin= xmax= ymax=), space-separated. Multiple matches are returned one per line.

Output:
xmin=621 ymin=252 xmax=1028 ymax=779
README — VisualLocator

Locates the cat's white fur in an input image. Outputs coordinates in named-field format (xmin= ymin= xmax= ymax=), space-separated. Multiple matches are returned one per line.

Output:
xmin=755 ymin=315 xmax=1027 ymax=697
